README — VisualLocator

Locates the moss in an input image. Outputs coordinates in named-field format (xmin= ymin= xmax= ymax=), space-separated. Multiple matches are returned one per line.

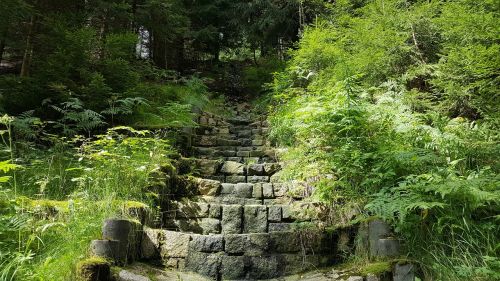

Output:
xmin=76 ymin=257 xmax=111 ymax=281
xmin=359 ymin=261 xmax=392 ymax=275
xmin=17 ymin=197 xmax=71 ymax=213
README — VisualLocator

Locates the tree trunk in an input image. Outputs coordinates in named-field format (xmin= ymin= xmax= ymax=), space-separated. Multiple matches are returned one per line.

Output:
xmin=20 ymin=14 xmax=36 ymax=77
xmin=0 ymin=38 xmax=5 ymax=65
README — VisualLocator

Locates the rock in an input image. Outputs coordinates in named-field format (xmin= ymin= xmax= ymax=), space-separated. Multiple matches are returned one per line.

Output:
xmin=225 ymin=234 xmax=247 ymax=254
xmin=249 ymin=150 xmax=264 ymax=157
xmin=236 ymin=151 xmax=250 ymax=157
xmin=196 ymin=178 xmax=221 ymax=196
xmin=160 ymin=231 xmax=191 ymax=258
xmin=200 ymin=218 xmax=221 ymax=234
xmin=176 ymin=201 xmax=209 ymax=218
xmin=262 ymin=183 xmax=274 ymax=198
xmin=247 ymin=175 xmax=269 ymax=183
xmin=269 ymin=231 xmax=300 ymax=253
xmin=268 ymin=223 xmax=291 ymax=232
xmin=272 ymin=183 xmax=288 ymax=197
xmin=268 ymin=205 xmax=282 ymax=222
xmin=247 ymin=233 xmax=270 ymax=256
xmin=237 ymin=130 xmax=252 ymax=138
xmin=248 ymin=256 xmax=278 ymax=279
xmin=376 ymin=238 xmax=400 ymax=257
xmin=243 ymin=205 xmax=267 ymax=233
xmin=263 ymin=163 xmax=281 ymax=175
xmin=393 ymin=263 xmax=415 ymax=281
xmin=117 ymin=270 xmax=151 ymax=281
xmin=252 ymin=183 xmax=263 ymax=198
xmin=347 ymin=277 xmax=363 ymax=281
xmin=221 ymin=255 xmax=247 ymax=280
xmin=102 ymin=219 xmax=139 ymax=264
xmin=220 ymin=183 xmax=235 ymax=195
xmin=195 ymin=159 xmax=221 ymax=176
xmin=90 ymin=240 xmax=121 ymax=264
xmin=225 ymin=175 xmax=246 ymax=183
xmin=222 ymin=205 xmax=243 ymax=234
xmin=369 ymin=219 xmax=391 ymax=256
xmin=208 ymin=204 xmax=221 ymax=218
xmin=218 ymin=139 xmax=240 ymax=146
xmin=141 ymin=228 xmax=161 ymax=259
xmin=221 ymin=161 xmax=246 ymax=175
xmin=366 ymin=273 xmax=380 ymax=281
xmin=234 ymin=183 xmax=253 ymax=198
xmin=189 ymin=235 xmax=224 ymax=252
xmin=247 ymin=164 xmax=265 ymax=176
xmin=185 ymin=252 xmax=222 ymax=280
xmin=225 ymin=157 xmax=242 ymax=163
xmin=196 ymin=136 xmax=217 ymax=146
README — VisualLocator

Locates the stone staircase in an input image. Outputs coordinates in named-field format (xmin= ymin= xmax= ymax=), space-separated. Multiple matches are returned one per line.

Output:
xmin=141 ymin=102 xmax=337 ymax=280
xmin=83 ymin=101 xmax=414 ymax=281
xmin=84 ymin=102 xmax=415 ymax=281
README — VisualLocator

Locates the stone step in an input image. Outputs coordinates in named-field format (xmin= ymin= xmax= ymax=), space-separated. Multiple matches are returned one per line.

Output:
xmin=193 ymin=159 xmax=280 ymax=177
xmin=141 ymin=228 xmax=337 ymax=279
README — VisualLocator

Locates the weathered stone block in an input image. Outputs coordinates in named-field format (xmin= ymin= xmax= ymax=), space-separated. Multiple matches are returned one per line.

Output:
xmin=376 ymin=238 xmax=400 ymax=257
xmin=200 ymin=218 xmax=221 ymax=234
xmin=141 ymin=228 xmax=161 ymax=259
xmin=196 ymin=135 xmax=217 ymax=146
xmin=248 ymin=256 xmax=279 ymax=279
xmin=225 ymin=175 xmax=246 ymax=184
xmin=237 ymin=130 xmax=252 ymax=138
xmin=195 ymin=159 xmax=221 ymax=176
xmin=252 ymin=183 xmax=263 ymax=198
xmin=221 ymin=161 xmax=246 ymax=175
xmin=217 ymin=138 xmax=240 ymax=146
xmin=224 ymin=234 xmax=246 ymax=254
xmin=247 ymin=164 xmax=265 ymax=176
xmin=393 ymin=263 xmax=415 ymax=281
xmin=247 ymin=175 xmax=269 ymax=183
xmin=220 ymin=183 xmax=235 ymax=195
xmin=369 ymin=219 xmax=392 ymax=256
xmin=160 ymin=231 xmax=191 ymax=258
xmin=90 ymin=240 xmax=122 ymax=264
xmin=222 ymin=205 xmax=243 ymax=234
xmin=209 ymin=204 xmax=221 ymax=218
xmin=243 ymin=205 xmax=267 ymax=233
xmin=263 ymin=163 xmax=281 ymax=175
xmin=226 ymin=157 xmax=242 ymax=162
xmin=234 ymin=183 xmax=253 ymax=198
xmin=240 ymin=138 xmax=252 ymax=146
xmin=236 ymin=151 xmax=250 ymax=157
xmin=262 ymin=183 xmax=274 ymax=198
xmin=221 ymin=255 xmax=247 ymax=280
xmin=366 ymin=274 xmax=380 ymax=281
xmin=347 ymin=276 xmax=364 ymax=281
xmin=268 ymin=223 xmax=291 ymax=232
xmin=185 ymin=251 xmax=222 ymax=280
xmin=117 ymin=270 xmax=151 ymax=281
xmin=176 ymin=201 xmax=209 ymax=218
xmin=270 ymin=231 xmax=300 ymax=253
xmin=247 ymin=233 xmax=270 ymax=256
xmin=196 ymin=178 xmax=221 ymax=196
xmin=268 ymin=205 xmax=282 ymax=222
xmin=273 ymin=183 xmax=288 ymax=197
xmin=102 ymin=219 xmax=139 ymax=263
xmin=189 ymin=235 xmax=224 ymax=252
xmin=249 ymin=150 xmax=264 ymax=157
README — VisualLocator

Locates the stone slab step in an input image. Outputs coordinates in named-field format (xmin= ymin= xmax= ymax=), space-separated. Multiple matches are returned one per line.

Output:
xmin=141 ymin=228 xmax=337 ymax=279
